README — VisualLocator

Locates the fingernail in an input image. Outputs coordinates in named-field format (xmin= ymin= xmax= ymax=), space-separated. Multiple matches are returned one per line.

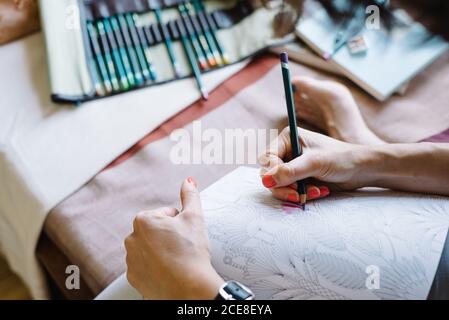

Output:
xmin=287 ymin=193 xmax=299 ymax=203
xmin=262 ymin=175 xmax=277 ymax=188
xmin=187 ymin=177 xmax=197 ymax=188
xmin=319 ymin=186 xmax=330 ymax=197
xmin=307 ymin=188 xmax=320 ymax=200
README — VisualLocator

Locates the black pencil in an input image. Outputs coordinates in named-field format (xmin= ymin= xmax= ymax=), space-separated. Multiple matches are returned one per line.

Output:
xmin=280 ymin=52 xmax=307 ymax=208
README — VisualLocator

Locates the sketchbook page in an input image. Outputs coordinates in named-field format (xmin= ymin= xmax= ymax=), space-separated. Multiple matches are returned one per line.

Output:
xmin=201 ymin=167 xmax=449 ymax=300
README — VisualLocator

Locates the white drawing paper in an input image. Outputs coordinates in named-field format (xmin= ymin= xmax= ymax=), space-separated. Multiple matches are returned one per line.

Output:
xmin=201 ymin=167 xmax=449 ymax=300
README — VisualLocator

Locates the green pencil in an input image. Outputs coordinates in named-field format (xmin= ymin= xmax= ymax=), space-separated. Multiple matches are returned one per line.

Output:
xmin=110 ymin=16 xmax=135 ymax=87
xmin=185 ymin=2 xmax=216 ymax=67
xmin=193 ymin=0 xmax=229 ymax=65
xmin=86 ymin=21 xmax=112 ymax=94
xmin=96 ymin=20 xmax=120 ymax=91
xmin=132 ymin=13 xmax=157 ymax=81
xmin=87 ymin=51 xmax=104 ymax=96
xmin=123 ymin=13 xmax=152 ymax=81
xmin=103 ymin=18 xmax=130 ymax=90
xmin=154 ymin=8 xmax=182 ymax=77
xmin=178 ymin=3 xmax=208 ymax=71
xmin=176 ymin=18 xmax=208 ymax=100
xmin=117 ymin=14 xmax=144 ymax=85
xmin=280 ymin=52 xmax=307 ymax=208
xmin=195 ymin=7 xmax=223 ymax=66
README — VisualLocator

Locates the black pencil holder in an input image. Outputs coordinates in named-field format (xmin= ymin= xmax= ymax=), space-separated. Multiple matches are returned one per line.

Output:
xmin=39 ymin=0 xmax=290 ymax=104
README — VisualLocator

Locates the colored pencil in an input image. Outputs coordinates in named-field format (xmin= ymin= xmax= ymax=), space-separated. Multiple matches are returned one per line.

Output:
xmin=124 ymin=13 xmax=153 ymax=81
xmin=116 ymin=14 xmax=144 ymax=85
xmin=184 ymin=2 xmax=216 ymax=67
xmin=195 ymin=7 xmax=223 ymax=66
xmin=175 ymin=18 xmax=208 ymax=100
xmin=132 ymin=13 xmax=157 ymax=81
xmin=178 ymin=3 xmax=208 ymax=71
xmin=103 ymin=18 xmax=130 ymax=90
xmin=86 ymin=21 xmax=112 ymax=94
xmin=96 ymin=20 xmax=120 ymax=91
xmin=143 ymin=24 xmax=156 ymax=46
xmin=110 ymin=16 xmax=136 ymax=87
xmin=154 ymin=8 xmax=182 ymax=78
xmin=280 ymin=52 xmax=307 ymax=208
xmin=193 ymin=0 xmax=229 ymax=65
xmin=87 ymin=49 xmax=105 ymax=96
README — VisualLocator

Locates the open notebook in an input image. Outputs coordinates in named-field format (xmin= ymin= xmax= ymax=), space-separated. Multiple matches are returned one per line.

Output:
xmin=295 ymin=9 xmax=449 ymax=101
xmin=202 ymin=167 xmax=449 ymax=300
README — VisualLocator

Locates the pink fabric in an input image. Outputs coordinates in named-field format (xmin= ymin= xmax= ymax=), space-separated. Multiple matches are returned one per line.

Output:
xmin=424 ymin=128 xmax=449 ymax=143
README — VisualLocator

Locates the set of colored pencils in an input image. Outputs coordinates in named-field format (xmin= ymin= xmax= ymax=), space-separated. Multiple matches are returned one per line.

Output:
xmin=175 ymin=0 xmax=230 ymax=100
xmin=86 ymin=0 xmax=229 ymax=100
xmin=87 ymin=13 xmax=157 ymax=96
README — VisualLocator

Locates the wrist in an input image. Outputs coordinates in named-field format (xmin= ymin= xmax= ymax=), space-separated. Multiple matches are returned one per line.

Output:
xmin=351 ymin=144 xmax=392 ymax=187
xmin=183 ymin=264 xmax=225 ymax=300
xmin=355 ymin=143 xmax=437 ymax=187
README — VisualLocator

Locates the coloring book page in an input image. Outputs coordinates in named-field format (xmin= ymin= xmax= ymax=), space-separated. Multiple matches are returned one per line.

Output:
xmin=201 ymin=167 xmax=449 ymax=300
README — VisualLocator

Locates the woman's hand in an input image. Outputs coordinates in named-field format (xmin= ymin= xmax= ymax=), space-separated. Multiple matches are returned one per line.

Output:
xmin=125 ymin=177 xmax=224 ymax=300
xmin=259 ymin=128 xmax=375 ymax=202
xmin=292 ymin=76 xmax=385 ymax=145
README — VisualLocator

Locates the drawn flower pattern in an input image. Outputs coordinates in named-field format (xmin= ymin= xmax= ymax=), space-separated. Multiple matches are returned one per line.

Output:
xmin=203 ymin=168 xmax=449 ymax=300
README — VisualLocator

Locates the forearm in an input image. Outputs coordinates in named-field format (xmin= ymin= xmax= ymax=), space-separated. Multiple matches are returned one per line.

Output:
xmin=360 ymin=143 xmax=449 ymax=196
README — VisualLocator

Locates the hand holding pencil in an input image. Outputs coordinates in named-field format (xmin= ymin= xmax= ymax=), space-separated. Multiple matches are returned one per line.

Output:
xmin=259 ymin=53 xmax=334 ymax=208
xmin=259 ymin=127 xmax=333 ymax=206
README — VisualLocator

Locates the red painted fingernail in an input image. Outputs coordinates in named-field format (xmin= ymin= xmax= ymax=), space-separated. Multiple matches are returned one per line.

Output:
xmin=187 ymin=177 xmax=197 ymax=188
xmin=307 ymin=188 xmax=320 ymax=200
xmin=262 ymin=175 xmax=277 ymax=188
xmin=287 ymin=193 xmax=299 ymax=203
xmin=319 ymin=186 xmax=330 ymax=197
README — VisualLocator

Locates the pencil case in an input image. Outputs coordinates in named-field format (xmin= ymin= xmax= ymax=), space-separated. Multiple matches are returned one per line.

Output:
xmin=39 ymin=0 xmax=290 ymax=104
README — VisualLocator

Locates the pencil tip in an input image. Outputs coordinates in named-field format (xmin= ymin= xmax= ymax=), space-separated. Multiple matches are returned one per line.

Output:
xmin=201 ymin=89 xmax=209 ymax=101
xmin=280 ymin=52 xmax=288 ymax=63
xmin=299 ymin=194 xmax=307 ymax=206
